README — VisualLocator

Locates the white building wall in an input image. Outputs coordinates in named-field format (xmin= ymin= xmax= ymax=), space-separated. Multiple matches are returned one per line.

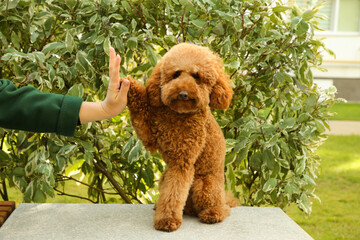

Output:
xmin=314 ymin=33 xmax=360 ymax=79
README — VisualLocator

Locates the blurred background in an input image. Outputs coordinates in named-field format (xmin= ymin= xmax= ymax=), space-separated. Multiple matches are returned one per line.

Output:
xmin=290 ymin=0 xmax=360 ymax=101
xmin=287 ymin=1 xmax=360 ymax=240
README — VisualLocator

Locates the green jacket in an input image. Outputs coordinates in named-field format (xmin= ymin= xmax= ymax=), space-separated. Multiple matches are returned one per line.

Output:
xmin=0 ymin=79 xmax=83 ymax=136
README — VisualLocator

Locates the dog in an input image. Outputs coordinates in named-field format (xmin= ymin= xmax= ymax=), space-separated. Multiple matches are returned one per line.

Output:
xmin=122 ymin=43 xmax=236 ymax=232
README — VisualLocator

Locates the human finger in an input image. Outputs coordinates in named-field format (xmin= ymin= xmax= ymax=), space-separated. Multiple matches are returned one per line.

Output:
xmin=118 ymin=78 xmax=130 ymax=101
xmin=109 ymin=54 xmax=121 ymax=91
xmin=109 ymin=47 xmax=116 ymax=79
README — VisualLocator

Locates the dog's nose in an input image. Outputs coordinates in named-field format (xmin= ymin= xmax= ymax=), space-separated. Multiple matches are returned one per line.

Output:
xmin=178 ymin=91 xmax=188 ymax=100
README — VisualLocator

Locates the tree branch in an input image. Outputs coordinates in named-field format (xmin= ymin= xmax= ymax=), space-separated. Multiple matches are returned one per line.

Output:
xmin=57 ymin=175 xmax=119 ymax=195
xmin=181 ymin=7 xmax=187 ymax=42
xmin=93 ymin=160 xmax=132 ymax=203
xmin=54 ymin=188 xmax=96 ymax=203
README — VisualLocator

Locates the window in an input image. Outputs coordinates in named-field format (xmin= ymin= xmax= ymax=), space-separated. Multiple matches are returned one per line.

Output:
xmin=289 ymin=0 xmax=360 ymax=33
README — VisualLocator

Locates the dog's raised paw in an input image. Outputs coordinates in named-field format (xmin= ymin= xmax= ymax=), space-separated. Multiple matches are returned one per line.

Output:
xmin=154 ymin=217 xmax=182 ymax=232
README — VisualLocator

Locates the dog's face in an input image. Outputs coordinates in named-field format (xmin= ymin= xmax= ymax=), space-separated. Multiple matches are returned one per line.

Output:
xmin=146 ymin=43 xmax=233 ymax=113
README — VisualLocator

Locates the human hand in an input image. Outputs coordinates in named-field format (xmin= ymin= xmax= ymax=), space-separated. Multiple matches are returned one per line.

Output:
xmin=79 ymin=47 xmax=130 ymax=124
xmin=101 ymin=47 xmax=130 ymax=118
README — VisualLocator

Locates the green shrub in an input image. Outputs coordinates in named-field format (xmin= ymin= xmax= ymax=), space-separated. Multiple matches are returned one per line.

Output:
xmin=0 ymin=0 xmax=338 ymax=213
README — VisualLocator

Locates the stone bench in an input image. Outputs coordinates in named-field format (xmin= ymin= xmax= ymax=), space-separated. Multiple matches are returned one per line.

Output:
xmin=0 ymin=203 xmax=313 ymax=240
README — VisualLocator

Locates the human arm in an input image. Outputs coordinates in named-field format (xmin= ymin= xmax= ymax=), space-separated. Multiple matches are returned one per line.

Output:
xmin=0 ymin=78 xmax=83 ymax=136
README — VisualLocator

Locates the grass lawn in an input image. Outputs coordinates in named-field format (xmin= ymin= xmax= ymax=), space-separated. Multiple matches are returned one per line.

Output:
xmin=286 ymin=135 xmax=360 ymax=240
xmin=329 ymin=103 xmax=360 ymax=121
xmin=7 ymin=179 xmax=92 ymax=205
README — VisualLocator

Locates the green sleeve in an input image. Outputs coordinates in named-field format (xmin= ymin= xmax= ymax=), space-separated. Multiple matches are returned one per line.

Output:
xmin=0 ymin=79 xmax=83 ymax=136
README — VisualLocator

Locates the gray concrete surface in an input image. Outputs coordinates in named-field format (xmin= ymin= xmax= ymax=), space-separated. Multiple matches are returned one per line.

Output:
xmin=327 ymin=120 xmax=360 ymax=135
xmin=0 ymin=204 xmax=313 ymax=240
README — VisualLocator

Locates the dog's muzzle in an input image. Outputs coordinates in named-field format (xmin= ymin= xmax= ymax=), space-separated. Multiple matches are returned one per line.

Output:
xmin=178 ymin=91 xmax=189 ymax=100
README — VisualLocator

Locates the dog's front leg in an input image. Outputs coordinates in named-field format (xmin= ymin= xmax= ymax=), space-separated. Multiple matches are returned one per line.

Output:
xmin=121 ymin=77 xmax=157 ymax=152
xmin=154 ymin=164 xmax=195 ymax=232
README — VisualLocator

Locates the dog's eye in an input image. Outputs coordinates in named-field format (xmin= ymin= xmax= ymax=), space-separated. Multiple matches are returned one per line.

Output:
xmin=192 ymin=73 xmax=200 ymax=81
xmin=173 ymin=71 xmax=181 ymax=79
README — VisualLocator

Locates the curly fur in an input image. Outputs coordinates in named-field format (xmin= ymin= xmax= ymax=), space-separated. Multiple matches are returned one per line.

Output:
xmin=123 ymin=43 xmax=236 ymax=232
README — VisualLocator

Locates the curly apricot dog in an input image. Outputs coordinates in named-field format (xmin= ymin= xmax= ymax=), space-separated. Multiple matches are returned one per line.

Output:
xmin=123 ymin=43 xmax=236 ymax=232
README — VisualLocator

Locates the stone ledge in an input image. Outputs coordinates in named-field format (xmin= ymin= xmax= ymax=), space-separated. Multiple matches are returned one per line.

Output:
xmin=0 ymin=204 xmax=313 ymax=240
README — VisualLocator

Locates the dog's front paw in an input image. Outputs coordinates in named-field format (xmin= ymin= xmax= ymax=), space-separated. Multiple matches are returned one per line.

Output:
xmin=198 ymin=205 xmax=230 ymax=224
xmin=154 ymin=216 xmax=182 ymax=232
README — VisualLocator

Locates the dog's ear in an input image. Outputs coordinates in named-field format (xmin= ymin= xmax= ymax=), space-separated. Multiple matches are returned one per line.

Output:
xmin=146 ymin=61 xmax=163 ymax=107
xmin=209 ymin=67 xmax=233 ymax=110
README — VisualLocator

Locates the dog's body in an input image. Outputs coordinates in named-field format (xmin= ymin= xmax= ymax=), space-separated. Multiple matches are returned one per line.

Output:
xmin=124 ymin=43 xmax=235 ymax=232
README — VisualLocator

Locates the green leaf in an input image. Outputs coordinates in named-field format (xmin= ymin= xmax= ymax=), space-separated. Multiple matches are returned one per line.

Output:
xmin=142 ymin=166 xmax=154 ymax=187
xmin=127 ymin=37 xmax=138 ymax=50
xmin=104 ymin=37 xmax=110 ymax=56
xmin=25 ymin=159 xmax=36 ymax=177
xmin=122 ymin=136 xmax=134 ymax=156
xmin=0 ymin=150 xmax=11 ymax=164
xmin=65 ymin=32 xmax=74 ymax=53
xmin=128 ymin=140 xmax=142 ymax=163
xmin=225 ymin=151 xmax=236 ymax=165
xmin=296 ymin=19 xmax=309 ymax=36
xmin=68 ymin=84 xmax=84 ymax=97
xmin=277 ymin=158 xmax=290 ymax=169
xmin=295 ymin=157 xmax=306 ymax=175
xmin=5 ymin=0 xmax=20 ymax=10
xmin=11 ymin=32 xmax=20 ymax=49
xmin=145 ymin=45 xmax=157 ymax=66
xmin=234 ymin=137 xmax=248 ymax=152
xmin=279 ymin=118 xmax=296 ymax=130
xmin=89 ymin=14 xmax=98 ymax=27
xmin=84 ymin=152 xmax=94 ymax=166
xmin=298 ymin=193 xmax=311 ymax=215
xmin=80 ymin=141 xmax=96 ymax=152
xmin=179 ymin=0 xmax=195 ymax=11
xmin=285 ymin=182 xmax=300 ymax=199
xmin=263 ymin=178 xmax=277 ymax=192
xmin=42 ymin=182 xmax=55 ymax=198
xmin=191 ymin=19 xmax=207 ymax=28
xmin=38 ymin=163 xmax=53 ymax=178
xmin=249 ymin=152 xmax=262 ymax=171
xmin=228 ymin=60 xmax=240 ymax=69
xmin=213 ymin=22 xmax=225 ymax=35
xmin=34 ymin=189 xmax=46 ymax=203
xmin=55 ymin=156 xmax=67 ymax=173
xmin=305 ymin=95 xmax=317 ymax=111
xmin=42 ymin=42 xmax=65 ymax=54
xmin=272 ymin=6 xmax=291 ymax=12
xmin=226 ymin=164 xmax=236 ymax=193
xmin=302 ymin=10 xmax=316 ymax=21
xmin=12 ymin=175 xmax=27 ymax=192
xmin=65 ymin=159 xmax=84 ymax=177
xmin=12 ymin=167 xmax=26 ymax=176
xmin=24 ymin=181 xmax=34 ymax=202
xmin=236 ymin=145 xmax=250 ymax=163
xmin=298 ymin=113 xmax=311 ymax=123
xmin=275 ymin=72 xmax=292 ymax=86
xmin=263 ymin=149 xmax=276 ymax=170
xmin=315 ymin=120 xmax=326 ymax=133
xmin=121 ymin=1 xmax=132 ymax=14
xmin=234 ymin=18 xmax=242 ymax=31
xmin=65 ymin=0 xmax=77 ymax=9
xmin=290 ymin=16 xmax=302 ymax=30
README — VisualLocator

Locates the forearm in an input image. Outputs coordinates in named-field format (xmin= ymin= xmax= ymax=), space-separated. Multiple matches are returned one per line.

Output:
xmin=78 ymin=101 xmax=110 ymax=124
